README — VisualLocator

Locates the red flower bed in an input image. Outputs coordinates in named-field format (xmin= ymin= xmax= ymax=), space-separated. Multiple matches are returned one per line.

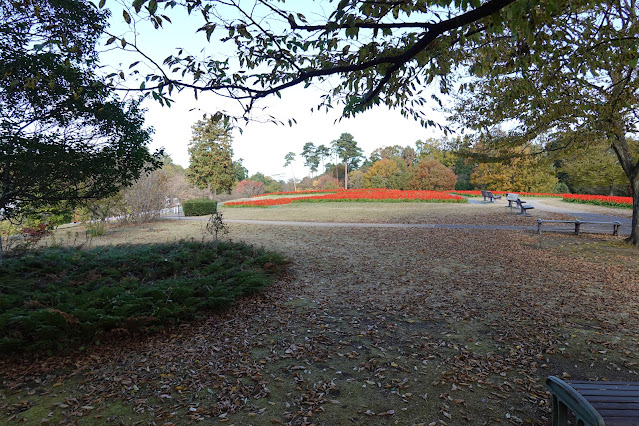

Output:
xmin=225 ymin=189 xmax=466 ymax=207
xmin=225 ymin=198 xmax=292 ymax=208
xmin=562 ymin=194 xmax=632 ymax=208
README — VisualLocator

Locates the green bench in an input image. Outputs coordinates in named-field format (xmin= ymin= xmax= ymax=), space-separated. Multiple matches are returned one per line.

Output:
xmin=546 ymin=376 xmax=639 ymax=425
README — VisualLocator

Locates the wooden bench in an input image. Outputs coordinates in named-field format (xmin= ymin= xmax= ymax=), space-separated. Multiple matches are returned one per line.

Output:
xmin=546 ymin=376 xmax=639 ymax=425
xmin=481 ymin=190 xmax=502 ymax=203
xmin=537 ymin=219 xmax=621 ymax=236
xmin=515 ymin=198 xmax=534 ymax=215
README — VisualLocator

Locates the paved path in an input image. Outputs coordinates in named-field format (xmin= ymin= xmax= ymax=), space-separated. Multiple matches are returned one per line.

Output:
xmin=524 ymin=198 xmax=632 ymax=235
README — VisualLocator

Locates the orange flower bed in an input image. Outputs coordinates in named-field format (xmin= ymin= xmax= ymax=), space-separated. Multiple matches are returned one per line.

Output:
xmin=225 ymin=189 xmax=466 ymax=207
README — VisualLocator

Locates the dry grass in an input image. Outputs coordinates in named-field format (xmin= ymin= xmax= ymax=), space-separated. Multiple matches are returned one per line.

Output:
xmin=220 ymin=200 xmax=571 ymax=225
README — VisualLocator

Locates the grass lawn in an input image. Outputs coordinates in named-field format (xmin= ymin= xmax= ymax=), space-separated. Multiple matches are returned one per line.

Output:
xmin=1 ymin=201 xmax=638 ymax=425
xmin=219 ymin=199 xmax=574 ymax=225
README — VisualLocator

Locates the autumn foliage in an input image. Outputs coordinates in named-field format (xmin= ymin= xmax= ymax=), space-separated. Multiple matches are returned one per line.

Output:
xmin=235 ymin=180 xmax=265 ymax=198
xmin=408 ymin=158 xmax=457 ymax=191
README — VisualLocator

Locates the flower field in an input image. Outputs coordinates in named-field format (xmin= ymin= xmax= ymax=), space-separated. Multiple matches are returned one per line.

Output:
xmin=224 ymin=189 xmax=466 ymax=207
xmin=562 ymin=193 xmax=632 ymax=208
xmin=231 ymin=189 xmax=634 ymax=208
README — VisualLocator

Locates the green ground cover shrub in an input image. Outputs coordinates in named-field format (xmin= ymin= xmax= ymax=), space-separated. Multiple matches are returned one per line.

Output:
xmin=0 ymin=241 xmax=286 ymax=354
xmin=182 ymin=199 xmax=218 ymax=216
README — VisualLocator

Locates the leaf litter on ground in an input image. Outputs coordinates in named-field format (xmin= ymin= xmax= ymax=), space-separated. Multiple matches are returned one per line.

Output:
xmin=1 ymin=205 xmax=638 ymax=425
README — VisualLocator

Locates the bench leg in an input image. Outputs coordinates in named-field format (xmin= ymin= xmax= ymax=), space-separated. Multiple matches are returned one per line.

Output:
xmin=613 ymin=224 xmax=619 ymax=236
xmin=575 ymin=222 xmax=581 ymax=235
xmin=552 ymin=395 xmax=569 ymax=426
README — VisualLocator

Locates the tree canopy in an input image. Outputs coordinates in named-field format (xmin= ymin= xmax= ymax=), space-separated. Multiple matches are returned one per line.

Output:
xmin=100 ymin=0 xmax=589 ymax=123
xmin=0 ymin=0 xmax=159 ymax=222
xmin=451 ymin=0 xmax=639 ymax=243
xmin=332 ymin=133 xmax=363 ymax=189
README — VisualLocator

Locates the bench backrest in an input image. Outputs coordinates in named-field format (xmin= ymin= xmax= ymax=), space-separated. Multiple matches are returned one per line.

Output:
xmin=506 ymin=193 xmax=519 ymax=201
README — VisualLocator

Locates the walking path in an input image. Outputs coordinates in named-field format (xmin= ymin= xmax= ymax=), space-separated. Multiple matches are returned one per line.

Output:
xmin=524 ymin=198 xmax=632 ymax=235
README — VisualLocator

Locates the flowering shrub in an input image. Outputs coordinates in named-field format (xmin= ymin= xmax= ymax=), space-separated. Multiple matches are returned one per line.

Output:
xmin=563 ymin=194 xmax=632 ymax=208
xmin=225 ymin=189 xmax=466 ymax=207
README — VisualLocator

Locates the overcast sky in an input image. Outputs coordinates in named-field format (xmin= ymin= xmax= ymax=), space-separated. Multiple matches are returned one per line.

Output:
xmin=100 ymin=1 xmax=450 ymax=180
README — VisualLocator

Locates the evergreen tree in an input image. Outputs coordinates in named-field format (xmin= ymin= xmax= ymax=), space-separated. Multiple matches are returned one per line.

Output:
xmin=331 ymin=133 xmax=363 ymax=189
xmin=186 ymin=118 xmax=235 ymax=199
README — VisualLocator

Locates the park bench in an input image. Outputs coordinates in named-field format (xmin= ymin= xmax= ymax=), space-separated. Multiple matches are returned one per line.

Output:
xmin=515 ymin=198 xmax=534 ymax=215
xmin=506 ymin=193 xmax=520 ymax=208
xmin=537 ymin=219 xmax=621 ymax=236
xmin=546 ymin=376 xmax=639 ymax=425
xmin=481 ymin=190 xmax=502 ymax=202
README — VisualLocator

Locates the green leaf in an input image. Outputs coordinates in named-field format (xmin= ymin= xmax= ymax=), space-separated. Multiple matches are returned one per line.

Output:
xmin=98 ymin=0 xmax=106 ymax=9
xmin=148 ymin=0 xmax=157 ymax=15
xmin=132 ymin=0 xmax=146 ymax=13
xmin=105 ymin=36 xmax=116 ymax=46
xmin=123 ymin=10 xmax=132 ymax=24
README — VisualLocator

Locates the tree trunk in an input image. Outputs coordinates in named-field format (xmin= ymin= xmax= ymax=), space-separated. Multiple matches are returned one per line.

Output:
xmin=344 ymin=161 xmax=349 ymax=189
xmin=627 ymin=176 xmax=639 ymax=245
xmin=291 ymin=168 xmax=296 ymax=191
xmin=609 ymin=129 xmax=639 ymax=245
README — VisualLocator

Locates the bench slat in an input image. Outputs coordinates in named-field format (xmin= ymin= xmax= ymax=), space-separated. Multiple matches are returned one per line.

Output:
xmin=598 ymin=417 xmax=639 ymax=425
xmin=597 ymin=409 xmax=639 ymax=416
xmin=591 ymin=402 xmax=639 ymax=410
xmin=572 ymin=383 xmax=639 ymax=391
xmin=577 ymin=389 xmax=639 ymax=397
xmin=571 ymin=381 xmax=639 ymax=386
xmin=587 ymin=396 xmax=639 ymax=402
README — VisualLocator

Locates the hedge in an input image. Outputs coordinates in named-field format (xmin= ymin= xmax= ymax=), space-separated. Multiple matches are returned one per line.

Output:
xmin=183 ymin=198 xmax=218 ymax=216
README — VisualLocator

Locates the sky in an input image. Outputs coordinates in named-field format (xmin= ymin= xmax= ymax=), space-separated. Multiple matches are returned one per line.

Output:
xmin=99 ymin=1 xmax=450 ymax=181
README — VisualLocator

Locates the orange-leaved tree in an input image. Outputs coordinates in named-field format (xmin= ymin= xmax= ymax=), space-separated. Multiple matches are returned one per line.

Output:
xmin=408 ymin=159 xmax=457 ymax=191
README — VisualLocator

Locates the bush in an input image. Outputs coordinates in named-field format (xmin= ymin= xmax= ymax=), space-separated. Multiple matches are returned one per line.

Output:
xmin=0 ymin=241 xmax=287 ymax=353
xmin=183 ymin=198 xmax=218 ymax=216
